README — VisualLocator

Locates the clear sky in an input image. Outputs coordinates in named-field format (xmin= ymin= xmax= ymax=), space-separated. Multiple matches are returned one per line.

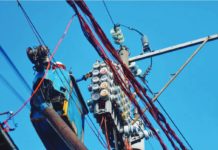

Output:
xmin=0 ymin=1 xmax=218 ymax=150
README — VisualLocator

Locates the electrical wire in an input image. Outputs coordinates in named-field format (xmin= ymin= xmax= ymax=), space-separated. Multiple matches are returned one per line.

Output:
xmin=3 ymin=3 xmax=74 ymax=124
xmin=119 ymin=24 xmax=144 ymax=36
xmin=87 ymin=115 xmax=107 ymax=146
xmin=17 ymin=0 xmax=45 ymax=45
xmin=144 ymin=82 xmax=194 ymax=150
xmin=85 ymin=117 xmax=107 ymax=149
xmin=73 ymin=1 xmax=196 ymax=149
xmin=15 ymin=2 xmax=108 ymax=148
xmin=131 ymin=39 xmax=209 ymax=149
xmin=68 ymin=1 xmax=170 ymax=149
xmin=104 ymin=117 xmax=111 ymax=150
xmin=102 ymin=0 xmax=115 ymax=26
xmin=0 ymin=46 xmax=32 ymax=93
xmin=0 ymin=74 xmax=30 ymax=109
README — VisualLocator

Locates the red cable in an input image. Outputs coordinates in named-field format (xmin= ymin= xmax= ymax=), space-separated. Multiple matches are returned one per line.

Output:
xmin=104 ymin=117 xmax=111 ymax=150
xmin=67 ymin=1 xmax=167 ymax=149
xmin=3 ymin=121 xmax=10 ymax=132
xmin=67 ymin=1 xmax=167 ymax=148
xmin=124 ymin=138 xmax=132 ymax=150
xmin=98 ymin=117 xmax=105 ymax=140
xmin=3 ymin=15 xmax=75 ymax=125
xmin=85 ymin=118 xmax=107 ymax=149
xmin=67 ymin=1 xmax=187 ymax=150
xmin=76 ymin=1 xmax=186 ymax=149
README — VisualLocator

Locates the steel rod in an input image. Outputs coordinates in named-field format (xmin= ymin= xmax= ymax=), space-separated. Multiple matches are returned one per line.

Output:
xmin=129 ymin=34 xmax=218 ymax=62
xmin=132 ymin=38 xmax=209 ymax=125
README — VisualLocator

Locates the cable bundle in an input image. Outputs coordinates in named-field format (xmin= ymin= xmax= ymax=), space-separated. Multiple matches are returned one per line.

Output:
xmin=67 ymin=1 xmax=187 ymax=149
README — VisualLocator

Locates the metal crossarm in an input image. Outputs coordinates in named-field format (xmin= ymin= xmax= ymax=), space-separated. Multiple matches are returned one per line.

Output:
xmin=129 ymin=34 xmax=218 ymax=62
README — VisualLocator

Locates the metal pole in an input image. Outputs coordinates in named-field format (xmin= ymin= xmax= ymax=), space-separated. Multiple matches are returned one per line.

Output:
xmin=119 ymin=46 xmax=130 ymax=66
xmin=42 ymin=107 xmax=87 ymax=150
xmin=132 ymin=38 xmax=209 ymax=125
xmin=129 ymin=34 xmax=218 ymax=62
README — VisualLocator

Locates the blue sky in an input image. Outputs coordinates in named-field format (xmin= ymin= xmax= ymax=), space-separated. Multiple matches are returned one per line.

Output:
xmin=0 ymin=1 xmax=218 ymax=150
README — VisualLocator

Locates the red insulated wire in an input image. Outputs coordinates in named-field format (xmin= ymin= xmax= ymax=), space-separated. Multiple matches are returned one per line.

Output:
xmin=67 ymin=1 xmax=167 ymax=148
xmin=98 ymin=117 xmax=105 ymax=139
xmin=104 ymin=117 xmax=111 ymax=150
xmin=3 ymin=15 xmax=75 ymax=125
xmin=69 ymin=1 xmax=188 ymax=150
xmin=85 ymin=118 xmax=107 ymax=149
xmin=2 ymin=121 xmax=10 ymax=132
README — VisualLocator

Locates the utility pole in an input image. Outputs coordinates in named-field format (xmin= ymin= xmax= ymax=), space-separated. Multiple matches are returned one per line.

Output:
xmin=116 ymin=26 xmax=145 ymax=150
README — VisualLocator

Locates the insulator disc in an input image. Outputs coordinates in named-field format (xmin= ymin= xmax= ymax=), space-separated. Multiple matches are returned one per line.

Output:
xmin=92 ymin=84 xmax=100 ymax=91
xmin=100 ymin=67 xmax=108 ymax=75
xmin=93 ymin=62 xmax=100 ymax=69
xmin=100 ymin=89 xmax=109 ymax=98
xmin=100 ymin=82 xmax=109 ymax=89
xmin=100 ymin=75 xmax=108 ymax=82
xmin=92 ymin=69 xmax=100 ymax=76
xmin=91 ymin=93 xmax=100 ymax=101
xmin=100 ymin=63 xmax=106 ymax=67
xmin=92 ymin=76 xmax=100 ymax=83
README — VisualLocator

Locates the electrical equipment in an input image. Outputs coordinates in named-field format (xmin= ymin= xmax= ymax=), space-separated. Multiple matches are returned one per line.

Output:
xmin=110 ymin=25 xmax=125 ymax=45
xmin=129 ymin=62 xmax=142 ymax=77
xmin=87 ymin=61 xmax=156 ymax=150
xmin=87 ymin=61 xmax=133 ymax=149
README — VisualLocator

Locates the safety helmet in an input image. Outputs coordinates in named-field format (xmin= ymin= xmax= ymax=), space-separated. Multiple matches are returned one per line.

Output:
xmin=52 ymin=61 xmax=66 ymax=70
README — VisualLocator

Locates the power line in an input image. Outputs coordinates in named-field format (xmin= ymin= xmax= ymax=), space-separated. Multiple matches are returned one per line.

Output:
xmin=120 ymin=24 xmax=144 ymax=36
xmin=0 ymin=46 xmax=32 ymax=93
xmin=144 ymin=82 xmax=194 ymax=150
xmin=0 ymin=74 xmax=30 ymax=109
xmin=17 ymin=0 xmax=45 ymax=45
xmin=102 ymin=0 xmax=115 ymax=26
xmin=15 ymin=2 xmax=107 ymax=148
xmin=85 ymin=117 xmax=107 ymax=149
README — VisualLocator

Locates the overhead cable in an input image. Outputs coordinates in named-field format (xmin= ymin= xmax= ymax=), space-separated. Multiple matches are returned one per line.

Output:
xmin=132 ymin=38 xmax=209 ymax=124
xmin=67 ymin=1 xmax=188 ymax=149
xmin=145 ymin=82 xmax=194 ymax=150
xmin=0 ymin=74 xmax=30 ymax=109
xmin=17 ymin=0 xmax=45 ymax=45
xmin=16 ymin=2 xmax=107 ymax=147
xmin=102 ymin=0 xmax=115 ymax=26
xmin=0 ymin=46 xmax=31 ymax=92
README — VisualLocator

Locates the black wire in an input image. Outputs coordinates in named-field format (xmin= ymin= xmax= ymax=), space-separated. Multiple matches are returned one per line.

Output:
xmin=102 ymin=0 xmax=115 ymax=25
xmin=17 ymin=0 xmax=45 ymax=45
xmin=87 ymin=115 xmax=107 ymax=146
xmin=144 ymin=82 xmax=194 ymax=150
xmin=50 ymin=68 xmax=108 ymax=147
xmin=0 ymin=74 xmax=30 ymax=109
xmin=16 ymin=1 xmax=107 ymax=147
xmin=119 ymin=24 xmax=144 ymax=36
xmin=0 ymin=46 xmax=32 ymax=93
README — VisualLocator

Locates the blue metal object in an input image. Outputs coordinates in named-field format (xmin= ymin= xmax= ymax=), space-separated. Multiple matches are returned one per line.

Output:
xmin=30 ymin=68 xmax=88 ymax=149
